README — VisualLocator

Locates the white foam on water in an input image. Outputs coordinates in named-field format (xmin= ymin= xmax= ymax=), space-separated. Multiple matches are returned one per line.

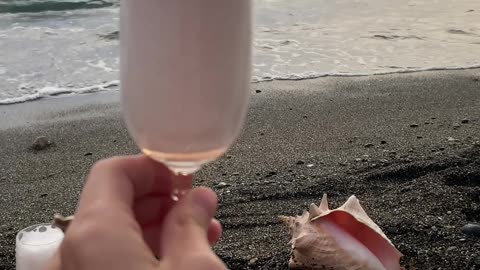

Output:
xmin=87 ymin=59 xmax=117 ymax=73
xmin=0 ymin=80 xmax=119 ymax=104
xmin=252 ymin=64 xmax=480 ymax=82
xmin=250 ymin=0 xmax=480 ymax=82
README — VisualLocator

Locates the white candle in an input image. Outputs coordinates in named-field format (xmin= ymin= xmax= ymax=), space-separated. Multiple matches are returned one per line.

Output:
xmin=16 ymin=224 xmax=64 ymax=270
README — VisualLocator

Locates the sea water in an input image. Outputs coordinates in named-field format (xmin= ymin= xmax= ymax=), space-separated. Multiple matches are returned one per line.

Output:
xmin=0 ymin=0 xmax=479 ymax=104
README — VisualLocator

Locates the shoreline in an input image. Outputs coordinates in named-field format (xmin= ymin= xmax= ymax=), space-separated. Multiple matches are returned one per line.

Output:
xmin=1 ymin=69 xmax=480 ymax=269
xmin=2 ymin=65 xmax=480 ymax=106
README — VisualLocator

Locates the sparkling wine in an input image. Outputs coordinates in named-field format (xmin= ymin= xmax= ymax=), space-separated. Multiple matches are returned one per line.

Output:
xmin=120 ymin=0 xmax=252 ymax=175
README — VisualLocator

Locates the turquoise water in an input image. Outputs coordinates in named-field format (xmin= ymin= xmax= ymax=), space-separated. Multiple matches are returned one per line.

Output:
xmin=1 ymin=0 xmax=479 ymax=104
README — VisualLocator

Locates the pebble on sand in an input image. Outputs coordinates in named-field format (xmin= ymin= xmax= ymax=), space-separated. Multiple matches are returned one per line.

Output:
xmin=32 ymin=136 xmax=51 ymax=151
xmin=296 ymin=160 xmax=305 ymax=165
xmin=461 ymin=223 xmax=480 ymax=237
xmin=447 ymin=137 xmax=460 ymax=143
xmin=216 ymin=182 xmax=230 ymax=188
xmin=380 ymin=140 xmax=387 ymax=144
xmin=388 ymin=151 xmax=397 ymax=155
xmin=446 ymin=246 xmax=457 ymax=253
xmin=410 ymin=123 xmax=419 ymax=128
xmin=461 ymin=118 xmax=469 ymax=124
xmin=255 ymin=90 xmax=262 ymax=93
xmin=453 ymin=123 xmax=461 ymax=129
xmin=84 ymin=152 xmax=93 ymax=156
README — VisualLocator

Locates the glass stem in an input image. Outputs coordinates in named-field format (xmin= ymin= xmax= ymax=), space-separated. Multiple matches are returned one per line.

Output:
xmin=170 ymin=172 xmax=194 ymax=201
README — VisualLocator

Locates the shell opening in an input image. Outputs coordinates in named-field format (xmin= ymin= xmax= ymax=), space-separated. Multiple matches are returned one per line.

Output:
xmin=319 ymin=218 xmax=385 ymax=270
xmin=320 ymin=211 xmax=402 ymax=270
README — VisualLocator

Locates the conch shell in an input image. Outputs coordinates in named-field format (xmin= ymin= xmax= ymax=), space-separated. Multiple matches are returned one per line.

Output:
xmin=280 ymin=194 xmax=402 ymax=270
xmin=52 ymin=214 xmax=74 ymax=233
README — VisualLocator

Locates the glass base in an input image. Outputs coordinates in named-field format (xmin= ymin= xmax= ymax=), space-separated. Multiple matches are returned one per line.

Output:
xmin=142 ymin=147 xmax=226 ymax=175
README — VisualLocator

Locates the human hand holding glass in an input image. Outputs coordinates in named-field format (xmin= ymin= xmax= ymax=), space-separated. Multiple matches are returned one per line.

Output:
xmin=45 ymin=156 xmax=226 ymax=270
xmin=120 ymin=0 xmax=252 ymax=197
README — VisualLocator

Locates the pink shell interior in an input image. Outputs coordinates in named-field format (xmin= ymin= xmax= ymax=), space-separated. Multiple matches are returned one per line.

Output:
xmin=320 ymin=211 xmax=402 ymax=270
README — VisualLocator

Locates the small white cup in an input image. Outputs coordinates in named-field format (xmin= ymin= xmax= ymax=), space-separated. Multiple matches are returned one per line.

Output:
xmin=16 ymin=224 xmax=64 ymax=270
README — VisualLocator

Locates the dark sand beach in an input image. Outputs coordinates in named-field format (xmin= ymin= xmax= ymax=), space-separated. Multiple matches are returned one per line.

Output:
xmin=1 ymin=69 xmax=480 ymax=269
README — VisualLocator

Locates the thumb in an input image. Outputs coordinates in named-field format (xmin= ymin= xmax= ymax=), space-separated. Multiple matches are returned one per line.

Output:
xmin=160 ymin=187 xmax=218 ymax=258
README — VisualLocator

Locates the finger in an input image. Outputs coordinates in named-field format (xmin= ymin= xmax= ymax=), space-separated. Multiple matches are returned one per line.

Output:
xmin=160 ymin=187 xmax=217 ymax=258
xmin=208 ymin=219 xmax=222 ymax=246
xmin=78 ymin=155 xmax=173 ymax=212
xmin=134 ymin=195 xmax=173 ymax=257
xmin=139 ymin=215 xmax=221 ymax=257
xmin=142 ymin=222 xmax=163 ymax=259
xmin=134 ymin=195 xmax=173 ymax=226
xmin=53 ymin=156 xmax=170 ymax=270
xmin=140 ymin=217 xmax=222 ymax=257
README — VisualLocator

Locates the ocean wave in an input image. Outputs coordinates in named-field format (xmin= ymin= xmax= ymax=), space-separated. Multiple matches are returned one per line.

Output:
xmin=252 ymin=64 xmax=480 ymax=82
xmin=2 ymin=64 xmax=480 ymax=106
xmin=252 ymin=64 xmax=480 ymax=83
xmin=0 ymin=0 xmax=117 ymax=14
xmin=0 ymin=80 xmax=119 ymax=105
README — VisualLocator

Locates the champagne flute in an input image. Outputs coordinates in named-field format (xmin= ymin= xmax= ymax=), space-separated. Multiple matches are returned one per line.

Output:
xmin=120 ymin=0 xmax=252 ymax=196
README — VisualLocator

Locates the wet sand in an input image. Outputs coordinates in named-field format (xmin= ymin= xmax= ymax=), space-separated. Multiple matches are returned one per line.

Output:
xmin=1 ymin=69 xmax=479 ymax=269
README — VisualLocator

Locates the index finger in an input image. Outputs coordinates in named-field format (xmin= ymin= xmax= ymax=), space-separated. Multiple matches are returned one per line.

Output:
xmin=78 ymin=155 xmax=178 ymax=211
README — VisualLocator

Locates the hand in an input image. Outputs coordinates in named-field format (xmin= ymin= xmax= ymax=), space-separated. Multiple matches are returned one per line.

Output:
xmin=46 ymin=155 xmax=227 ymax=270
